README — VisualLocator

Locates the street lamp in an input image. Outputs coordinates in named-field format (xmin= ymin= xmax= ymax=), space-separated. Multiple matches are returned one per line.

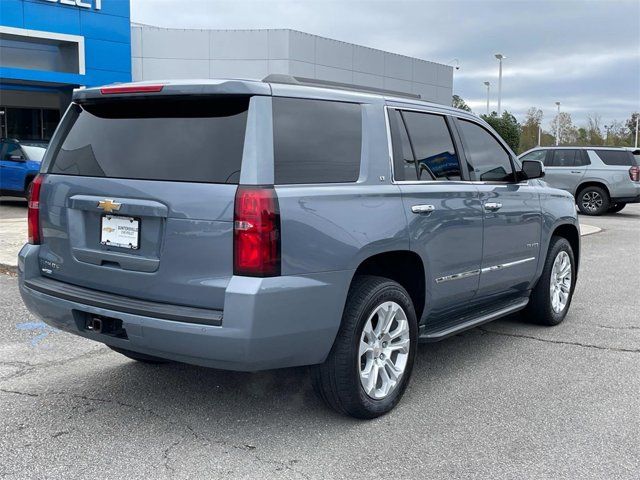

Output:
xmin=555 ymin=101 xmax=561 ymax=146
xmin=483 ymin=81 xmax=490 ymax=115
xmin=538 ymin=125 xmax=542 ymax=146
xmin=495 ymin=54 xmax=505 ymax=115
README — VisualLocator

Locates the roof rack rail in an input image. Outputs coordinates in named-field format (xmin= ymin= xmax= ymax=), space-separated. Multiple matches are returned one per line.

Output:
xmin=262 ymin=74 xmax=421 ymax=100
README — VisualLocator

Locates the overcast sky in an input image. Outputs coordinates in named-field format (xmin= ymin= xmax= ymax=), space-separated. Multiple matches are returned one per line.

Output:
xmin=131 ymin=0 xmax=640 ymax=130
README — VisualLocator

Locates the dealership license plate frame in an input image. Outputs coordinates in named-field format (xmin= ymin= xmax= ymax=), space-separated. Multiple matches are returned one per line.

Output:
xmin=100 ymin=214 xmax=141 ymax=250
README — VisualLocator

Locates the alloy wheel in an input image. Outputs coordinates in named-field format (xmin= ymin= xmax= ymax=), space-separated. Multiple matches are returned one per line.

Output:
xmin=359 ymin=301 xmax=410 ymax=399
xmin=581 ymin=191 xmax=602 ymax=213
xmin=550 ymin=251 xmax=572 ymax=313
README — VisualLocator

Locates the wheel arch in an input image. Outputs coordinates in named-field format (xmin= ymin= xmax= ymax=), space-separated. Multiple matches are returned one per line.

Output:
xmin=550 ymin=223 xmax=580 ymax=274
xmin=575 ymin=180 xmax=610 ymax=200
xmin=351 ymin=250 xmax=426 ymax=321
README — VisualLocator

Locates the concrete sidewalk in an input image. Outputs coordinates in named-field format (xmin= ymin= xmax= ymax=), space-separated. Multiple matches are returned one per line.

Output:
xmin=0 ymin=208 xmax=602 ymax=271
xmin=0 ymin=217 xmax=26 ymax=269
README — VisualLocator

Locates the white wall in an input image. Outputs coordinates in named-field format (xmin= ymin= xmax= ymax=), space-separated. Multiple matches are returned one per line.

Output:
xmin=131 ymin=25 xmax=453 ymax=105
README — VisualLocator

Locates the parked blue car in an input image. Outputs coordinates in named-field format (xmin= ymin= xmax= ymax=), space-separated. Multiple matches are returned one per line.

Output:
xmin=0 ymin=138 xmax=46 ymax=197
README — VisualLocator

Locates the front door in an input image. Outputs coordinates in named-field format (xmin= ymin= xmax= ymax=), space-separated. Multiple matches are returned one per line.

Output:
xmin=0 ymin=140 xmax=26 ymax=192
xmin=388 ymin=108 xmax=483 ymax=317
xmin=455 ymin=118 xmax=542 ymax=300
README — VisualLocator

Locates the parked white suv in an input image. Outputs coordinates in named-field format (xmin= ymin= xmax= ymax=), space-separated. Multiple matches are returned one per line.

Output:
xmin=519 ymin=147 xmax=640 ymax=215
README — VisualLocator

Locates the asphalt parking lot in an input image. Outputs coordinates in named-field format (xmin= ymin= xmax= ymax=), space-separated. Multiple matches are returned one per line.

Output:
xmin=0 ymin=204 xmax=638 ymax=479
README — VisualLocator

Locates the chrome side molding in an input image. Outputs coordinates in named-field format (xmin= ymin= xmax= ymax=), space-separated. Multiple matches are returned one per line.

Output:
xmin=435 ymin=257 xmax=536 ymax=284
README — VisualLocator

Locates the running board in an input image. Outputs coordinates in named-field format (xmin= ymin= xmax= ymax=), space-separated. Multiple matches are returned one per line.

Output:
xmin=419 ymin=297 xmax=529 ymax=342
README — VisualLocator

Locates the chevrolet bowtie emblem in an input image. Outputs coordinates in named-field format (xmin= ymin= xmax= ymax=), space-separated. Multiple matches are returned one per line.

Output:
xmin=97 ymin=199 xmax=121 ymax=213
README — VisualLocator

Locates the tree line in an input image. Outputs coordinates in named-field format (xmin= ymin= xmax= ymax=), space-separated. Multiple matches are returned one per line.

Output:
xmin=452 ymin=95 xmax=639 ymax=154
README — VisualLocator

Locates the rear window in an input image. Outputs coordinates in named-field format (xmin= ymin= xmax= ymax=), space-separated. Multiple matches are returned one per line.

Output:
xmin=46 ymin=97 xmax=249 ymax=183
xmin=273 ymin=97 xmax=362 ymax=184
xmin=595 ymin=150 xmax=637 ymax=166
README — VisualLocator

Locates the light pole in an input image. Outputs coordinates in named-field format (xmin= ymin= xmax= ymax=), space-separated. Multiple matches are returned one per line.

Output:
xmin=635 ymin=115 xmax=639 ymax=148
xmin=495 ymin=54 xmax=505 ymax=115
xmin=555 ymin=101 xmax=561 ymax=146
xmin=483 ymin=81 xmax=490 ymax=115
xmin=538 ymin=125 xmax=542 ymax=146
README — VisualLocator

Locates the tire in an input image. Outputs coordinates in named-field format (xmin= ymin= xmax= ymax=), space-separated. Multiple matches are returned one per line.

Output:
xmin=108 ymin=346 xmax=171 ymax=364
xmin=311 ymin=275 xmax=418 ymax=419
xmin=608 ymin=202 xmax=626 ymax=213
xmin=523 ymin=236 xmax=576 ymax=326
xmin=24 ymin=177 xmax=35 ymax=199
xmin=577 ymin=186 xmax=610 ymax=215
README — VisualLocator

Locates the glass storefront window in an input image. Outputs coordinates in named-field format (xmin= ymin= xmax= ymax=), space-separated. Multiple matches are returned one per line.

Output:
xmin=0 ymin=107 xmax=60 ymax=142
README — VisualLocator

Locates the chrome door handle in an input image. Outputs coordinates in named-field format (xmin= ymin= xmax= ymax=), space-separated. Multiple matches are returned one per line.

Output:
xmin=411 ymin=204 xmax=435 ymax=214
xmin=484 ymin=202 xmax=502 ymax=211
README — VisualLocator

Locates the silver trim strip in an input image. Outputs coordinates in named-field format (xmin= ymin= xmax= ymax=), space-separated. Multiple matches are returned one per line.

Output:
xmin=435 ymin=257 xmax=536 ymax=284
xmin=435 ymin=269 xmax=480 ymax=284
xmin=481 ymin=257 xmax=536 ymax=273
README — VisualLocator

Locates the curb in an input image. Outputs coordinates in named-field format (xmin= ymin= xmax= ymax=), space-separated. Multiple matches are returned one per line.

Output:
xmin=579 ymin=224 xmax=602 ymax=236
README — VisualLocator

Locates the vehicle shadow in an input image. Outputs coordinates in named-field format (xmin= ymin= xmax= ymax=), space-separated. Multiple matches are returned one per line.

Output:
xmin=48 ymin=319 xmax=523 ymax=429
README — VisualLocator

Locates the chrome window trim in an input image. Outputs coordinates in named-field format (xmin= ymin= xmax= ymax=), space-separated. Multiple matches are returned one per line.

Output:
xmin=435 ymin=257 xmax=536 ymax=284
xmin=384 ymin=105 xmax=465 ymax=185
xmin=384 ymin=105 xmax=528 ymax=186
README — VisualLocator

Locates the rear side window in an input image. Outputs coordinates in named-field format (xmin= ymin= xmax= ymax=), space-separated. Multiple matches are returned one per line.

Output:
xmin=388 ymin=109 xmax=418 ymax=181
xmin=457 ymin=119 xmax=514 ymax=182
xmin=47 ymin=97 xmax=249 ymax=183
xmin=273 ymin=98 xmax=362 ymax=184
xmin=595 ymin=150 xmax=637 ymax=166
xmin=401 ymin=111 xmax=461 ymax=180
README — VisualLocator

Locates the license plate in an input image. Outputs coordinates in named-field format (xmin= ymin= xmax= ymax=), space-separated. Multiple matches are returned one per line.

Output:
xmin=100 ymin=215 xmax=140 ymax=250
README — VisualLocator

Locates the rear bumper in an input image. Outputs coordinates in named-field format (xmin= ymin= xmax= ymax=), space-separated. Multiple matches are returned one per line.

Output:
xmin=18 ymin=244 xmax=352 ymax=371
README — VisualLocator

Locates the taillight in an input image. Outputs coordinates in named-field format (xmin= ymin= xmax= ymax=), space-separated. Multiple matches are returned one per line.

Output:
xmin=100 ymin=84 xmax=164 ymax=94
xmin=629 ymin=166 xmax=640 ymax=182
xmin=233 ymin=186 xmax=281 ymax=277
xmin=28 ymin=175 xmax=44 ymax=245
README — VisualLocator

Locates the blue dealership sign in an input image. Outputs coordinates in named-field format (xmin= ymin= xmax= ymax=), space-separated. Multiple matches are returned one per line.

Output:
xmin=0 ymin=0 xmax=132 ymax=88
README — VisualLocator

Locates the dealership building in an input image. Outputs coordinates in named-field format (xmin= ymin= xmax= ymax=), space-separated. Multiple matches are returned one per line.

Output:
xmin=0 ymin=0 xmax=453 ymax=143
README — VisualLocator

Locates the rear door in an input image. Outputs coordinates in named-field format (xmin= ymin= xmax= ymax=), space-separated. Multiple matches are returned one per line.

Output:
xmin=545 ymin=149 xmax=588 ymax=195
xmin=37 ymin=95 xmax=252 ymax=310
xmin=388 ymin=108 xmax=483 ymax=316
xmin=455 ymin=118 xmax=542 ymax=299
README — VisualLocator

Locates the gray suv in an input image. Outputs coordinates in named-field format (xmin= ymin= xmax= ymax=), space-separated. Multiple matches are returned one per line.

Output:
xmin=19 ymin=77 xmax=580 ymax=418
xmin=519 ymin=147 xmax=640 ymax=215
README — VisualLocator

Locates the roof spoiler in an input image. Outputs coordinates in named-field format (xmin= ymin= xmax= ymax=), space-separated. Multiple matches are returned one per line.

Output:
xmin=262 ymin=74 xmax=421 ymax=100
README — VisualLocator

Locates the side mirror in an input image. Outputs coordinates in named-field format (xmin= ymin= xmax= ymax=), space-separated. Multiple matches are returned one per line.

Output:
xmin=8 ymin=154 xmax=25 ymax=162
xmin=521 ymin=159 xmax=545 ymax=180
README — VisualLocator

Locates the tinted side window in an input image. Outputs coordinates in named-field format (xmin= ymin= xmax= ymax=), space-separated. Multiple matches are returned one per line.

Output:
xmin=457 ymin=120 xmax=514 ymax=182
xmin=273 ymin=98 xmax=362 ymax=184
xmin=551 ymin=149 xmax=578 ymax=167
xmin=596 ymin=150 xmax=637 ymax=166
xmin=521 ymin=150 xmax=546 ymax=163
xmin=388 ymin=109 xmax=418 ymax=181
xmin=402 ymin=111 xmax=460 ymax=180
xmin=575 ymin=150 xmax=590 ymax=166
xmin=2 ymin=141 xmax=22 ymax=161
